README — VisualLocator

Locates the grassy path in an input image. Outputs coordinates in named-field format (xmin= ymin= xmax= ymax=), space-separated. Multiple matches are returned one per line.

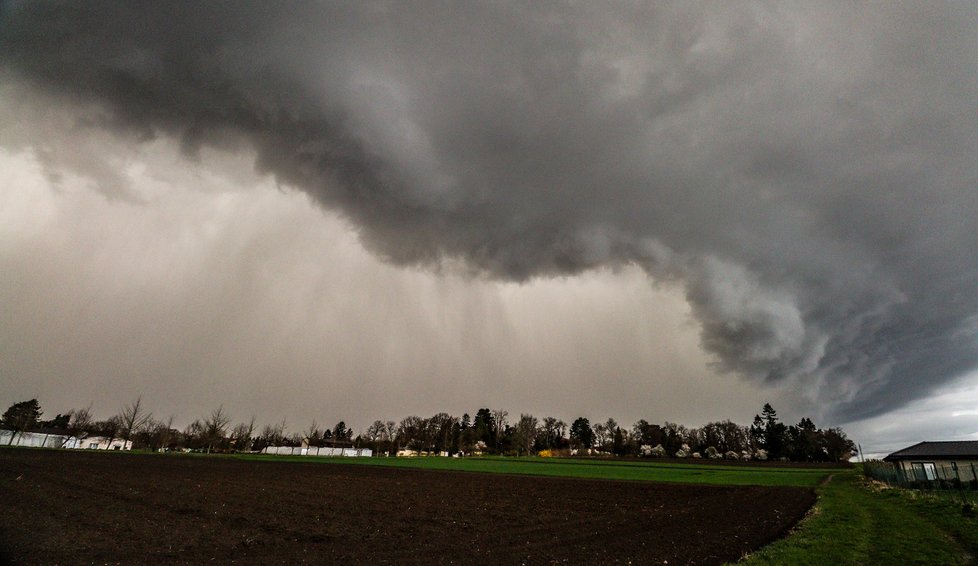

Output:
xmin=738 ymin=470 xmax=978 ymax=564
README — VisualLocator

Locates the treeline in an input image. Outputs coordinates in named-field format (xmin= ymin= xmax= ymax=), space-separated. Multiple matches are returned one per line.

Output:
xmin=1 ymin=398 xmax=855 ymax=462
xmin=0 ymin=398 xmax=352 ymax=454
xmin=359 ymin=404 xmax=855 ymax=462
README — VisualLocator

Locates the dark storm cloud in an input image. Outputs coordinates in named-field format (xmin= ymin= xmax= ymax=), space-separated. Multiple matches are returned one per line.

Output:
xmin=2 ymin=2 xmax=976 ymax=420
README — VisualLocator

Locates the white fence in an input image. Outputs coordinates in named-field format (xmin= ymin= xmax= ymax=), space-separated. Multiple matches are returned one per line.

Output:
xmin=261 ymin=445 xmax=372 ymax=457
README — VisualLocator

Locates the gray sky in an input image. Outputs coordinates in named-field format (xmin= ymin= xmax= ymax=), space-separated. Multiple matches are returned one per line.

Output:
xmin=1 ymin=3 xmax=976 ymax=454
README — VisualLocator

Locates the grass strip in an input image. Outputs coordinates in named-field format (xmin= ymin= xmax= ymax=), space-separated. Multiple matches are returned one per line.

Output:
xmin=737 ymin=471 xmax=978 ymax=564
xmin=230 ymin=453 xmax=837 ymax=487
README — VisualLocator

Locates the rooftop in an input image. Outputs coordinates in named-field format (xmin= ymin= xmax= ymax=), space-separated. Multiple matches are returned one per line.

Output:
xmin=884 ymin=441 xmax=978 ymax=461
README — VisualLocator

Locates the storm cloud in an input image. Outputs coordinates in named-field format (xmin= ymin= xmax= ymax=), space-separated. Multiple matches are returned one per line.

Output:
xmin=2 ymin=2 xmax=976 ymax=421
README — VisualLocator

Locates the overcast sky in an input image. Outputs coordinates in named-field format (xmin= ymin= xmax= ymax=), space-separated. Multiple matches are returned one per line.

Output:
xmin=1 ymin=3 xmax=976 ymax=457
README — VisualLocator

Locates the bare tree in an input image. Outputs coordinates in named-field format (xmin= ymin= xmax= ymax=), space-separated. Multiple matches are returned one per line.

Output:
xmin=183 ymin=419 xmax=204 ymax=450
xmin=230 ymin=416 xmax=256 ymax=452
xmin=592 ymin=421 xmax=611 ymax=452
xmin=398 ymin=416 xmax=425 ymax=455
xmin=68 ymin=404 xmax=94 ymax=437
xmin=201 ymin=406 xmax=232 ymax=453
xmin=286 ymin=432 xmax=304 ymax=446
xmin=514 ymin=414 xmax=539 ymax=456
xmin=254 ymin=420 xmax=286 ymax=451
xmin=304 ymin=420 xmax=324 ymax=447
xmin=429 ymin=413 xmax=457 ymax=454
xmin=541 ymin=417 xmax=566 ymax=449
xmin=117 ymin=396 xmax=152 ymax=449
xmin=147 ymin=415 xmax=176 ymax=451
xmin=94 ymin=415 xmax=123 ymax=449
xmin=491 ymin=409 xmax=508 ymax=451
xmin=366 ymin=420 xmax=384 ymax=443
xmin=700 ymin=420 xmax=749 ymax=454
xmin=593 ymin=418 xmax=619 ymax=452
xmin=383 ymin=420 xmax=398 ymax=455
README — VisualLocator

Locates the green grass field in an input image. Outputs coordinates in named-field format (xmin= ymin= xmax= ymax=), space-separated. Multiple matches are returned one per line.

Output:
xmin=738 ymin=470 xmax=978 ymax=565
xmin=234 ymin=453 xmax=837 ymax=487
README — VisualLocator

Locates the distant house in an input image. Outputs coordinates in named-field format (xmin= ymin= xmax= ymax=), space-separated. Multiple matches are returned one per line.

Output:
xmin=884 ymin=441 xmax=978 ymax=485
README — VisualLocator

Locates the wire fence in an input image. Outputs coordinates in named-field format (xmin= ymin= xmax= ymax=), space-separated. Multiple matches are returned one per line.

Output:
xmin=864 ymin=460 xmax=978 ymax=498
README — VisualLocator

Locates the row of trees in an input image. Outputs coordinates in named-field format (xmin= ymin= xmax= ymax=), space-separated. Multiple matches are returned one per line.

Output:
xmin=364 ymin=403 xmax=853 ymax=462
xmin=1 ymin=398 xmax=856 ymax=462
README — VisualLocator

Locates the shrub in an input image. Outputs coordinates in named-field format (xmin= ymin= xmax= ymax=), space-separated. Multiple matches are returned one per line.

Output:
xmin=648 ymin=444 xmax=666 ymax=457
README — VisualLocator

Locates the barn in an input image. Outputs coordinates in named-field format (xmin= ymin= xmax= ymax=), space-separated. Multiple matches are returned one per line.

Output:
xmin=883 ymin=441 xmax=978 ymax=486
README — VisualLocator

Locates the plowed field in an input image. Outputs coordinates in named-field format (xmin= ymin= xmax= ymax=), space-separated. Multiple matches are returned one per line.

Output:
xmin=0 ymin=449 xmax=815 ymax=565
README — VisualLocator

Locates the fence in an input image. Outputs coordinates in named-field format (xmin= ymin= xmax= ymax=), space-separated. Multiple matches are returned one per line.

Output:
xmin=864 ymin=460 xmax=978 ymax=491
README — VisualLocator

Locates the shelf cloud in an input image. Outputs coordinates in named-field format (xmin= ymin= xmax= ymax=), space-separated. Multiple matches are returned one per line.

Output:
xmin=2 ymin=3 xmax=976 ymax=421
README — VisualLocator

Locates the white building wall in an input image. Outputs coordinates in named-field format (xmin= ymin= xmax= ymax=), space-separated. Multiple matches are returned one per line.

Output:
xmin=261 ymin=445 xmax=372 ymax=457
xmin=74 ymin=436 xmax=132 ymax=450
xmin=0 ymin=430 xmax=79 ymax=448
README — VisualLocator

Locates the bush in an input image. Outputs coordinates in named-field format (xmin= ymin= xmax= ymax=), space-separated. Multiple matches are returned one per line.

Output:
xmin=640 ymin=444 xmax=667 ymax=458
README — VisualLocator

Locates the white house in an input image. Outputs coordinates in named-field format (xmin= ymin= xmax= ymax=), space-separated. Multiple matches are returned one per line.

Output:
xmin=884 ymin=441 xmax=978 ymax=484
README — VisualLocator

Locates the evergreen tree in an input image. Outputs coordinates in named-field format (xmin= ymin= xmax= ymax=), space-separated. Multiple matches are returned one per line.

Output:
xmin=473 ymin=408 xmax=495 ymax=450
xmin=759 ymin=403 xmax=787 ymax=459
xmin=612 ymin=427 xmax=625 ymax=456
xmin=38 ymin=413 xmax=71 ymax=429
xmin=2 ymin=399 xmax=42 ymax=445
xmin=569 ymin=417 xmax=593 ymax=448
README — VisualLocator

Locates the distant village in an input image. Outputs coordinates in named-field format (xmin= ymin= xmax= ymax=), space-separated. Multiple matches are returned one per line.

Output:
xmin=1 ymin=397 xmax=855 ymax=462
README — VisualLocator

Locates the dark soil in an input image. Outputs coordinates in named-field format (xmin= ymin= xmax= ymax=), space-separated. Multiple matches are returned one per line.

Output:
xmin=0 ymin=448 xmax=815 ymax=565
